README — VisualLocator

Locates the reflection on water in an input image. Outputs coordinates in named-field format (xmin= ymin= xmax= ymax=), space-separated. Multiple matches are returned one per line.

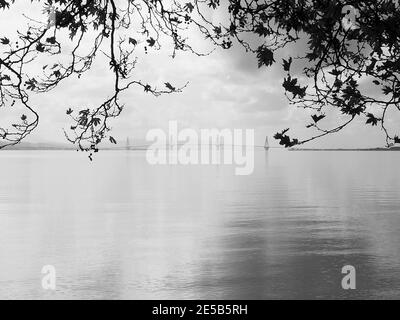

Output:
xmin=0 ymin=150 xmax=400 ymax=299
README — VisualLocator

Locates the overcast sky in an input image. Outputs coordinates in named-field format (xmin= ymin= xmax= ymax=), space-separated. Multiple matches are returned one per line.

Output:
xmin=0 ymin=2 xmax=394 ymax=148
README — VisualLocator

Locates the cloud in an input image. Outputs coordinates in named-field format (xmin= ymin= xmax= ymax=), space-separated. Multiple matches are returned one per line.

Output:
xmin=0 ymin=3 xmax=389 ymax=148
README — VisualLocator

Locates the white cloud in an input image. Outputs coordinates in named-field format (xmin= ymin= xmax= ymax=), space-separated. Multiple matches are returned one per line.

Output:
xmin=0 ymin=3 xmax=389 ymax=148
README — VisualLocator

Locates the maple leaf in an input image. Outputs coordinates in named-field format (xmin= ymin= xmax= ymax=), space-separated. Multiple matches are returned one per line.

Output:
xmin=256 ymin=45 xmax=275 ymax=68
xmin=109 ymin=136 xmax=117 ymax=144
xmin=282 ymin=76 xmax=307 ymax=99
xmin=0 ymin=37 xmax=10 ymax=45
xmin=311 ymin=114 xmax=326 ymax=123
xmin=0 ymin=0 xmax=11 ymax=9
xmin=274 ymin=129 xmax=299 ymax=148
xmin=282 ymin=57 xmax=292 ymax=72
xmin=129 ymin=37 xmax=137 ymax=46
xmin=46 ymin=37 xmax=56 ymax=44
xmin=147 ymin=37 xmax=155 ymax=47
xmin=92 ymin=117 xmax=101 ymax=126
xmin=0 ymin=74 xmax=10 ymax=81
xmin=366 ymin=113 xmax=379 ymax=126
xmin=165 ymin=82 xmax=176 ymax=91
xmin=79 ymin=109 xmax=90 ymax=116
xmin=366 ymin=58 xmax=377 ymax=74
xmin=214 ymin=26 xmax=222 ymax=35
xmin=78 ymin=117 xmax=88 ymax=126
xmin=329 ymin=69 xmax=342 ymax=76
xmin=66 ymin=108 xmax=73 ymax=115
xmin=254 ymin=24 xmax=270 ymax=37
xmin=207 ymin=0 xmax=219 ymax=9
xmin=36 ymin=43 xmax=45 ymax=52
xmin=184 ymin=2 xmax=194 ymax=13
xmin=382 ymin=86 xmax=392 ymax=95
xmin=25 ymin=78 xmax=37 ymax=91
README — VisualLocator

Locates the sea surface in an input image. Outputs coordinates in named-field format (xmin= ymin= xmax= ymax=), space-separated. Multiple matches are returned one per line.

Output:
xmin=0 ymin=149 xmax=399 ymax=299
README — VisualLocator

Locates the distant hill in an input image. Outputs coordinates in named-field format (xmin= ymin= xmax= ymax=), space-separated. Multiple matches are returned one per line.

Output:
xmin=0 ymin=140 xmax=147 ymax=151
xmin=0 ymin=142 xmax=76 ymax=150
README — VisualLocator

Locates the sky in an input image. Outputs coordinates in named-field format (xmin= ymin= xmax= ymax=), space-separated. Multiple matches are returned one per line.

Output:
xmin=0 ymin=1 xmax=393 ymax=148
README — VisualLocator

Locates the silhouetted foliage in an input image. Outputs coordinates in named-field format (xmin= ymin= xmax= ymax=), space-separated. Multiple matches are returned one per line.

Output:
xmin=1 ymin=0 xmax=400 ymax=151
xmin=0 ymin=0 xmax=196 ymax=152
xmin=217 ymin=0 xmax=400 ymax=147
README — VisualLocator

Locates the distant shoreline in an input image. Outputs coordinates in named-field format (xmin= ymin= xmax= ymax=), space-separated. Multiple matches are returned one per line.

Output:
xmin=289 ymin=147 xmax=400 ymax=152
xmin=1 ymin=145 xmax=400 ymax=152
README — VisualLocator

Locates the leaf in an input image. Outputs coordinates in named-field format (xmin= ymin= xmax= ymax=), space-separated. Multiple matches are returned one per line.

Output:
xmin=109 ymin=136 xmax=117 ymax=144
xmin=0 ymin=0 xmax=11 ymax=9
xmin=184 ymin=2 xmax=194 ymax=13
xmin=256 ymin=45 xmax=275 ymax=68
xmin=78 ymin=117 xmax=88 ymax=126
xmin=21 ymin=114 xmax=27 ymax=121
xmin=282 ymin=57 xmax=292 ymax=72
xmin=366 ymin=58 xmax=377 ymax=74
xmin=165 ymin=82 xmax=176 ymax=91
xmin=228 ymin=23 xmax=236 ymax=36
xmin=207 ymin=0 xmax=219 ymax=9
xmin=282 ymin=76 xmax=307 ymax=99
xmin=254 ymin=24 xmax=270 ymax=37
xmin=129 ymin=37 xmax=137 ymax=46
xmin=329 ymin=69 xmax=342 ymax=76
xmin=382 ymin=86 xmax=392 ymax=95
xmin=311 ymin=114 xmax=326 ymax=123
xmin=366 ymin=113 xmax=379 ymax=126
xmin=214 ymin=26 xmax=222 ymax=35
xmin=92 ymin=117 xmax=101 ymax=126
xmin=273 ymin=128 xmax=299 ymax=148
xmin=0 ymin=37 xmax=9 ymax=45
xmin=53 ymin=70 xmax=61 ymax=78
xmin=36 ymin=43 xmax=45 ymax=52
xmin=334 ymin=78 xmax=343 ymax=89
xmin=25 ymin=78 xmax=37 ymax=91
xmin=0 ymin=74 xmax=10 ymax=81
xmin=146 ymin=37 xmax=155 ymax=47
xmin=46 ymin=36 xmax=56 ymax=44
xmin=66 ymin=108 xmax=73 ymax=115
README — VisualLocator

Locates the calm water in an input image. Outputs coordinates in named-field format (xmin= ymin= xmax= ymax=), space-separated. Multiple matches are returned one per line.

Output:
xmin=0 ymin=149 xmax=400 ymax=300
